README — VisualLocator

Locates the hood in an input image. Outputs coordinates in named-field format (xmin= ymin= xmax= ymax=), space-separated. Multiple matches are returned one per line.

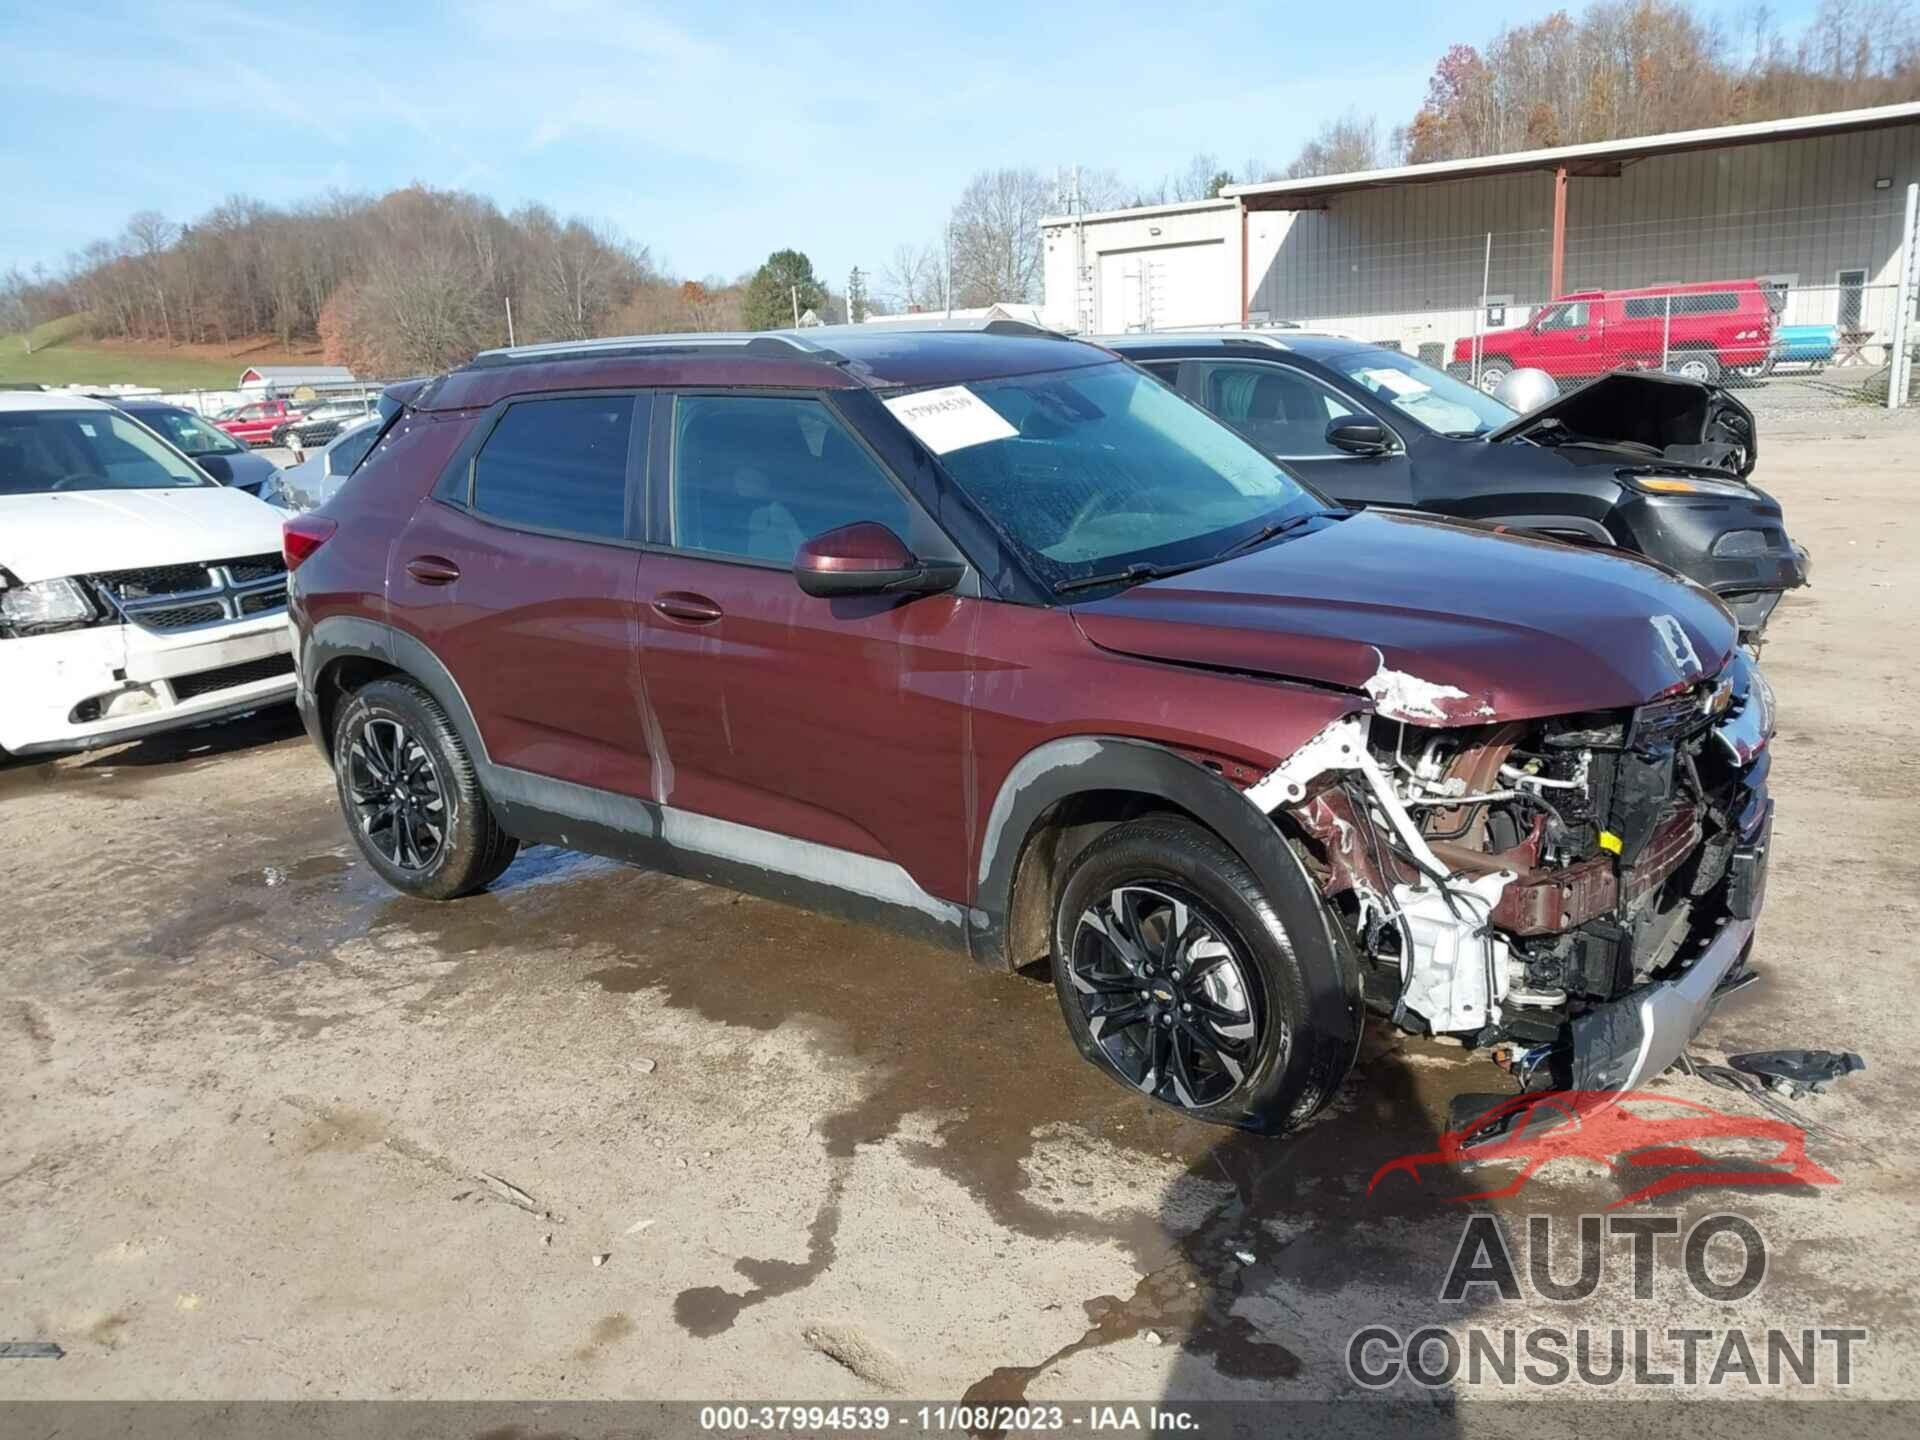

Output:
xmin=190 ymin=448 xmax=279 ymax=495
xmin=1070 ymin=510 xmax=1737 ymax=724
xmin=1487 ymin=370 xmax=1757 ymax=478
xmin=0 ymin=485 xmax=288 ymax=583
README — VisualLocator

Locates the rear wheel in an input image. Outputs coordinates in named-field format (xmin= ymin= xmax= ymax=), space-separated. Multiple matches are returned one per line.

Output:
xmin=331 ymin=678 xmax=518 ymax=900
xmin=1668 ymin=350 xmax=1721 ymax=383
xmin=1050 ymin=816 xmax=1354 ymax=1133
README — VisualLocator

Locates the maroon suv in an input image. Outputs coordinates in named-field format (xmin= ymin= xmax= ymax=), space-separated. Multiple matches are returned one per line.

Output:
xmin=286 ymin=323 xmax=1775 ymax=1132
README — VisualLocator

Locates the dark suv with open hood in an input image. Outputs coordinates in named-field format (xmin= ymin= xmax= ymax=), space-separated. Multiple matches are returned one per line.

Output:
xmin=1108 ymin=333 xmax=1808 ymax=639
xmin=285 ymin=322 xmax=1776 ymax=1133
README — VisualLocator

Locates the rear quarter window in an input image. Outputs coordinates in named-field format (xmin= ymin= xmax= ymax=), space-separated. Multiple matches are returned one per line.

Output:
xmin=470 ymin=395 xmax=636 ymax=539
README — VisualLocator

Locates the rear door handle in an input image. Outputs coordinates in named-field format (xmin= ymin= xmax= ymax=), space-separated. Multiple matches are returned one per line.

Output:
xmin=652 ymin=592 xmax=724 ymax=624
xmin=406 ymin=555 xmax=461 ymax=585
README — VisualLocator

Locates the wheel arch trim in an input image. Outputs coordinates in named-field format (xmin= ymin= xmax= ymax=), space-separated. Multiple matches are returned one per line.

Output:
xmin=970 ymin=735 xmax=1361 ymax=1053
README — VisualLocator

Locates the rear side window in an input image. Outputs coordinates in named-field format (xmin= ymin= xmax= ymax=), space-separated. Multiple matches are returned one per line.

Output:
xmin=670 ymin=395 xmax=911 ymax=564
xmin=329 ymin=424 xmax=379 ymax=477
xmin=472 ymin=395 xmax=635 ymax=539
xmin=1625 ymin=292 xmax=1739 ymax=318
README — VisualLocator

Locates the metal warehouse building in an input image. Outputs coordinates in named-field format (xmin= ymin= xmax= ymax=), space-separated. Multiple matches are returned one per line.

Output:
xmin=1041 ymin=101 xmax=1920 ymax=368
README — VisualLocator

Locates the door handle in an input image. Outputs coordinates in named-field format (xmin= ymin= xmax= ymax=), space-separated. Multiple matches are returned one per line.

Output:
xmin=652 ymin=592 xmax=723 ymax=624
xmin=406 ymin=555 xmax=461 ymax=585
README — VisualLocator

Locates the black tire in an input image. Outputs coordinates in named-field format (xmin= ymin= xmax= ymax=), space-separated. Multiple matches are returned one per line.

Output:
xmin=1474 ymin=356 xmax=1514 ymax=394
xmin=331 ymin=678 xmax=518 ymax=900
xmin=1050 ymin=815 xmax=1356 ymax=1134
xmin=1667 ymin=350 xmax=1721 ymax=383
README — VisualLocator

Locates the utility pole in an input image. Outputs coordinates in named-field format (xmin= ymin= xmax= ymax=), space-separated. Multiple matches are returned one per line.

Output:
xmin=944 ymin=222 xmax=954 ymax=319
xmin=504 ymin=295 xmax=515 ymax=347
xmin=791 ymin=285 xmax=801 ymax=327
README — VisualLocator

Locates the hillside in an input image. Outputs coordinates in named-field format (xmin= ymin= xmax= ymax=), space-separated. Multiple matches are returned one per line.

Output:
xmin=0 ymin=316 xmax=320 ymax=392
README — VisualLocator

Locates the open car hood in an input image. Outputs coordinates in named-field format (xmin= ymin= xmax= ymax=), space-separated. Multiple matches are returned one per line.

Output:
xmin=1487 ymin=370 xmax=1757 ymax=478
xmin=1070 ymin=510 xmax=1737 ymax=725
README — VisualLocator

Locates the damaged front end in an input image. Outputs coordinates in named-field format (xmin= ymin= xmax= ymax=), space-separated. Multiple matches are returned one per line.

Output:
xmin=1249 ymin=648 xmax=1775 ymax=1093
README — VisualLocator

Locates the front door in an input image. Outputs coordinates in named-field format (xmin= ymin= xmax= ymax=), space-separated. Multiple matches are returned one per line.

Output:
xmin=1526 ymin=299 xmax=1597 ymax=380
xmin=388 ymin=391 xmax=655 ymax=798
xmin=637 ymin=390 xmax=974 ymax=902
xmin=1179 ymin=358 xmax=1415 ymax=509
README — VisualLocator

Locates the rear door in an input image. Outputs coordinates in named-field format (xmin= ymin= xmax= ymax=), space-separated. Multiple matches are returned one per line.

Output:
xmin=636 ymin=389 xmax=974 ymax=901
xmin=388 ymin=391 xmax=656 ymax=798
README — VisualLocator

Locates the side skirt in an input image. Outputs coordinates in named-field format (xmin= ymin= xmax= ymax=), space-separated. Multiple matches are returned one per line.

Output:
xmin=486 ymin=765 xmax=972 ymax=956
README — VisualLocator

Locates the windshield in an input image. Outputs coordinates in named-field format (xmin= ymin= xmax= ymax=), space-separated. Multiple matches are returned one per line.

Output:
xmin=1330 ymin=348 xmax=1515 ymax=438
xmin=0 ymin=409 xmax=213 ymax=496
xmin=132 ymin=407 xmax=244 ymax=457
xmin=902 ymin=361 xmax=1322 ymax=590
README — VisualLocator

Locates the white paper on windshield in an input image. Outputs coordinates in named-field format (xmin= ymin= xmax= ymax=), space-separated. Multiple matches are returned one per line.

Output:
xmin=883 ymin=386 xmax=1017 ymax=454
xmin=1355 ymin=367 xmax=1428 ymax=397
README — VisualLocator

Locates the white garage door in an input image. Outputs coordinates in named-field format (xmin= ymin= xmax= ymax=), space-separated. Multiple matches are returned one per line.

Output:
xmin=1096 ymin=240 xmax=1228 ymax=332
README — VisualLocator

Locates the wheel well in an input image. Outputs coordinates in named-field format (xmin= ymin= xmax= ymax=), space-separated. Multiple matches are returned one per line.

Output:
xmin=314 ymin=655 xmax=402 ymax=756
xmin=1002 ymin=789 xmax=1220 ymax=973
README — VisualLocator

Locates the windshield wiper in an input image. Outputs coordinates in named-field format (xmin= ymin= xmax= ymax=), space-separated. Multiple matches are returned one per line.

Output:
xmin=1215 ymin=509 xmax=1335 ymax=561
xmin=1053 ymin=561 xmax=1198 ymax=595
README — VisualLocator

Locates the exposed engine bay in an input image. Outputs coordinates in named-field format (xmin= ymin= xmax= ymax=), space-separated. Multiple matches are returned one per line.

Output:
xmin=1488 ymin=369 xmax=1759 ymax=478
xmin=1250 ymin=649 xmax=1775 ymax=1092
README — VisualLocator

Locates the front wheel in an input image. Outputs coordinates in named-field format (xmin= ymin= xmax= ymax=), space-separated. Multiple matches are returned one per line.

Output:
xmin=1474 ymin=358 xmax=1513 ymax=395
xmin=1050 ymin=816 xmax=1355 ymax=1133
xmin=332 ymin=678 xmax=519 ymax=900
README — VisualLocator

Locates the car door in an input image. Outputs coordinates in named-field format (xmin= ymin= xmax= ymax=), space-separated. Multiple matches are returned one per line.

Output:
xmin=1176 ymin=358 xmax=1415 ymax=508
xmin=387 ymin=391 xmax=656 ymax=798
xmin=637 ymin=389 xmax=973 ymax=901
xmin=1525 ymin=300 xmax=1598 ymax=379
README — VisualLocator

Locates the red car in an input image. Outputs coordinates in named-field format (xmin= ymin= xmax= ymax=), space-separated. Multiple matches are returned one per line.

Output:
xmin=215 ymin=397 xmax=305 ymax=448
xmin=1454 ymin=278 xmax=1779 ymax=392
xmin=284 ymin=325 xmax=1774 ymax=1133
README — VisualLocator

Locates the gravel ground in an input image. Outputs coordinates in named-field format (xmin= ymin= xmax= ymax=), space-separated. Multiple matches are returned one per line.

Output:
xmin=1 ymin=430 xmax=1915 ymax=1427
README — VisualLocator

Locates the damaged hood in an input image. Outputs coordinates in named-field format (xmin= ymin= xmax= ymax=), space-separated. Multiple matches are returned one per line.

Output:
xmin=1070 ymin=510 xmax=1737 ymax=724
xmin=0 ymin=485 xmax=287 ymax=583
xmin=1487 ymin=370 xmax=1757 ymax=478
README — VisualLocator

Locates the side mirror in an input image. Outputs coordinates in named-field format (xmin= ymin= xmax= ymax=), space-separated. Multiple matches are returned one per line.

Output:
xmin=793 ymin=521 xmax=963 ymax=599
xmin=1326 ymin=416 xmax=1392 ymax=456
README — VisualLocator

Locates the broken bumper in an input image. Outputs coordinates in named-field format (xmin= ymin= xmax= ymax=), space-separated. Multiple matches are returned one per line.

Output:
xmin=1570 ymin=800 xmax=1772 ymax=1091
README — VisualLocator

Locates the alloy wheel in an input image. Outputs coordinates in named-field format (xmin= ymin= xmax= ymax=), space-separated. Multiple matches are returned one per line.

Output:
xmin=345 ymin=716 xmax=447 ymax=871
xmin=1068 ymin=884 xmax=1262 ymax=1109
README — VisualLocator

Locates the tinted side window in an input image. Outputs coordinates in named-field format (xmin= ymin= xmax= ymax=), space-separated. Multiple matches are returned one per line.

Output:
xmin=670 ymin=395 xmax=911 ymax=564
xmin=329 ymin=425 xmax=378 ymax=477
xmin=472 ymin=395 xmax=634 ymax=539
xmin=1198 ymin=362 xmax=1356 ymax=459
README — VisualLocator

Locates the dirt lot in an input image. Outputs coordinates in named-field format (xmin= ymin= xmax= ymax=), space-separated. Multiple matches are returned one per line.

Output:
xmin=2 ymin=420 xmax=1916 ymax=1422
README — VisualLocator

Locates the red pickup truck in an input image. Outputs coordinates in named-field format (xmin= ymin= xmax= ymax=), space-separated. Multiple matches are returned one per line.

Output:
xmin=214 ymin=398 xmax=307 ymax=448
xmin=1454 ymin=279 xmax=1779 ymax=392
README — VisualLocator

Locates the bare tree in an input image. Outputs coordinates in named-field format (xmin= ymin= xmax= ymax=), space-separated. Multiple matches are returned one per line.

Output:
xmin=879 ymin=241 xmax=945 ymax=311
xmin=1285 ymin=112 xmax=1386 ymax=178
xmin=948 ymin=167 xmax=1052 ymax=306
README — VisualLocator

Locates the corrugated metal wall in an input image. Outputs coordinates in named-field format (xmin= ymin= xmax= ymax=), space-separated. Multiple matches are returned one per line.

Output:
xmin=1246 ymin=122 xmax=1920 ymax=338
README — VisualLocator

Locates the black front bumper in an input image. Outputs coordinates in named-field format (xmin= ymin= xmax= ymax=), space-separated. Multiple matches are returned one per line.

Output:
xmin=1617 ymin=485 xmax=1808 ymax=637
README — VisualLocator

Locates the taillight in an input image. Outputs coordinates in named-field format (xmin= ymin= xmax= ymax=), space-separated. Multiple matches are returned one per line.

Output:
xmin=283 ymin=515 xmax=337 ymax=572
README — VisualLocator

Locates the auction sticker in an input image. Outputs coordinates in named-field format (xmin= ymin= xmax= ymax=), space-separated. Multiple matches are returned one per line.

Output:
xmin=883 ymin=386 xmax=1017 ymax=454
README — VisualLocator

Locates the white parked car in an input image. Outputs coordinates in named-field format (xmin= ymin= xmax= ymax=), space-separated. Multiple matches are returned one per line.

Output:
xmin=0 ymin=392 xmax=296 ymax=758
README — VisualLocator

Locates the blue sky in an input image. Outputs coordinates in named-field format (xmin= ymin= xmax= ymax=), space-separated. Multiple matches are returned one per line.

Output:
xmin=0 ymin=0 xmax=1829 ymax=288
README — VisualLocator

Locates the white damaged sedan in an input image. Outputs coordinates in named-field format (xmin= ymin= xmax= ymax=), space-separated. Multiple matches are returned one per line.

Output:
xmin=0 ymin=391 xmax=296 ymax=758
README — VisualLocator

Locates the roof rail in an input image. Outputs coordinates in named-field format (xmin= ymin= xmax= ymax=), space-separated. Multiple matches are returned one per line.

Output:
xmin=465 ymin=331 xmax=849 ymax=370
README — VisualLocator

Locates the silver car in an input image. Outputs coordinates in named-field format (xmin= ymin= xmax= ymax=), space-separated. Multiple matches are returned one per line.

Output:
xmin=263 ymin=418 xmax=381 ymax=512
